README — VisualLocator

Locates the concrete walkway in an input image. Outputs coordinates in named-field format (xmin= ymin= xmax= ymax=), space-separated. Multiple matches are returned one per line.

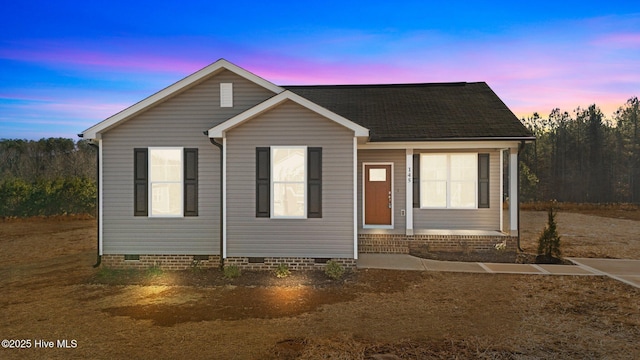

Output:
xmin=357 ymin=254 xmax=640 ymax=289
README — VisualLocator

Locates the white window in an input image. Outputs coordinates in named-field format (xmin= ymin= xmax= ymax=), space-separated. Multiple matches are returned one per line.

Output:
xmin=421 ymin=153 xmax=477 ymax=209
xmin=149 ymin=148 xmax=183 ymax=217
xmin=271 ymin=146 xmax=306 ymax=218
xmin=220 ymin=83 xmax=233 ymax=107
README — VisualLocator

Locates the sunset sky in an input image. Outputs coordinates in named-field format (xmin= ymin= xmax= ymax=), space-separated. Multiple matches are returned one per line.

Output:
xmin=1 ymin=1 xmax=638 ymax=139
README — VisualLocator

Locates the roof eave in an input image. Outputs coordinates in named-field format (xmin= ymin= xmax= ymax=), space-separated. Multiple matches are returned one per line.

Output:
xmin=370 ymin=136 xmax=536 ymax=142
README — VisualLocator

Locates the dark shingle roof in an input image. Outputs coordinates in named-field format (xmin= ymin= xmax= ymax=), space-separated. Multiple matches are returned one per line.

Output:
xmin=284 ymin=83 xmax=533 ymax=142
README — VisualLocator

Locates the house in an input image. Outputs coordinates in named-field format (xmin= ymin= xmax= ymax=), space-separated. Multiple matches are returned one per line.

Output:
xmin=80 ymin=59 xmax=534 ymax=270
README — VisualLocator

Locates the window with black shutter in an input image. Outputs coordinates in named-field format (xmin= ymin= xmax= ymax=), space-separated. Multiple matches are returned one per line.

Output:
xmin=478 ymin=153 xmax=490 ymax=208
xmin=256 ymin=147 xmax=270 ymax=217
xmin=413 ymin=154 xmax=420 ymax=208
xmin=134 ymin=147 xmax=199 ymax=217
xmin=255 ymin=146 xmax=322 ymax=218
xmin=184 ymin=148 xmax=198 ymax=216
xmin=307 ymin=147 xmax=322 ymax=218
xmin=134 ymin=148 xmax=148 ymax=216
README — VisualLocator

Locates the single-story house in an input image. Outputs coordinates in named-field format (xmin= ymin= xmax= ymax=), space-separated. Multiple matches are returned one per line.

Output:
xmin=80 ymin=59 xmax=534 ymax=270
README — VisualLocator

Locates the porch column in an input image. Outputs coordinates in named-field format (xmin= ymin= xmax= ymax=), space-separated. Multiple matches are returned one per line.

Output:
xmin=509 ymin=147 xmax=518 ymax=235
xmin=406 ymin=148 xmax=414 ymax=235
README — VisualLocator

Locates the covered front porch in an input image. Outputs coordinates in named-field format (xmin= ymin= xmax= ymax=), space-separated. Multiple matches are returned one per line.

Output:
xmin=355 ymin=142 xmax=522 ymax=256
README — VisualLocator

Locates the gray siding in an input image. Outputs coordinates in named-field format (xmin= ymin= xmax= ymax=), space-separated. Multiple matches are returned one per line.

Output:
xmin=413 ymin=150 xmax=501 ymax=230
xmin=101 ymin=70 xmax=275 ymax=254
xmin=226 ymin=101 xmax=355 ymax=258
xmin=357 ymin=149 xmax=406 ymax=232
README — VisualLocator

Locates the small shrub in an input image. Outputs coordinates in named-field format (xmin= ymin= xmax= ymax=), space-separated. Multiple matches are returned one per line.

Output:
xmin=190 ymin=259 xmax=203 ymax=272
xmin=146 ymin=264 xmax=164 ymax=277
xmin=537 ymin=202 xmax=562 ymax=259
xmin=324 ymin=260 xmax=345 ymax=280
xmin=274 ymin=263 xmax=291 ymax=278
xmin=223 ymin=265 xmax=241 ymax=279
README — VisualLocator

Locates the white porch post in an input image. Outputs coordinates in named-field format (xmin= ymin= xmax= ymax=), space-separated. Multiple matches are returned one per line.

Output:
xmin=97 ymin=138 xmax=103 ymax=256
xmin=406 ymin=148 xmax=414 ymax=235
xmin=353 ymin=137 xmax=359 ymax=259
xmin=509 ymin=147 xmax=518 ymax=235
xmin=222 ymin=137 xmax=227 ymax=259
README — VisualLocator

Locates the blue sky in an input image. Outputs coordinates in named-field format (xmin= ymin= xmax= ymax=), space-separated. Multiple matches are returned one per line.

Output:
xmin=1 ymin=1 xmax=638 ymax=139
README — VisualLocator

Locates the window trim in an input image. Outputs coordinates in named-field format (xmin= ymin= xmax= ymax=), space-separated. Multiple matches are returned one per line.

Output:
xmin=270 ymin=146 xmax=307 ymax=219
xmin=148 ymin=147 xmax=184 ymax=218
xmin=419 ymin=153 xmax=478 ymax=209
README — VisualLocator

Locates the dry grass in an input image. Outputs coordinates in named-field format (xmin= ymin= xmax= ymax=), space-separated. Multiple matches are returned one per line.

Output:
xmin=1 ymin=211 xmax=639 ymax=359
xmin=522 ymin=202 xmax=640 ymax=221
xmin=520 ymin=209 xmax=640 ymax=258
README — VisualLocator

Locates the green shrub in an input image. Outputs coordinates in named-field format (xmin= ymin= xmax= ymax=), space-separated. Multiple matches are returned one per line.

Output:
xmin=274 ymin=263 xmax=291 ymax=278
xmin=0 ymin=176 xmax=96 ymax=217
xmin=223 ymin=265 xmax=241 ymax=279
xmin=537 ymin=203 xmax=562 ymax=259
xmin=324 ymin=260 xmax=345 ymax=280
xmin=145 ymin=265 xmax=164 ymax=277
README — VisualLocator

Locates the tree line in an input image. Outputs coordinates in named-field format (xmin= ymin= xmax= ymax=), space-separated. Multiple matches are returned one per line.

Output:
xmin=0 ymin=138 xmax=96 ymax=217
xmin=1 ymin=97 xmax=639 ymax=217
xmin=519 ymin=97 xmax=640 ymax=204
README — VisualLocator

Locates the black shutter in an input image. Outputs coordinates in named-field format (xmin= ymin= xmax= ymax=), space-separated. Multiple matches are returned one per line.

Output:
xmin=307 ymin=147 xmax=322 ymax=218
xmin=256 ymin=147 xmax=270 ymax=217
xmin=184 ymin=148 xmax=198 ymax=216
xmin=478 ymin=153 xmax=490 ymax=208
xmin=134 ymin=148 xmax=148 ymax=216
xmin=413 ymin=154 xmax=420 ymax=208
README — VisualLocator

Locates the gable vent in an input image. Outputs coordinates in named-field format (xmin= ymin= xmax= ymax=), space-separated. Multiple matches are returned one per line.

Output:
xmin=220 ymin=83 xmax=233 ymax=107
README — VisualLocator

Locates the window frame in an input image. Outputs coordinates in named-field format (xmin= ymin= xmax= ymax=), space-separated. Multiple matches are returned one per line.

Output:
xmin=270 ymin=146 xmax=307 ymax=219
xmin=148 ymin=147 xmax=184 ymax=218
xmin=420 ymin=153 xmax=478 ymax=209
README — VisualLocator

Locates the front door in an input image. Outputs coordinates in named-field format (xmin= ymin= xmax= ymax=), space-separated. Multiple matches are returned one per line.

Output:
xmin=364 ymin=164 xmax=392 ymax=226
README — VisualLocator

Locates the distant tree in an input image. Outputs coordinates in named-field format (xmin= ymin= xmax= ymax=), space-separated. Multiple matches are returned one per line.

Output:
xmin=615 ymin=97 xmax=640 ymax=203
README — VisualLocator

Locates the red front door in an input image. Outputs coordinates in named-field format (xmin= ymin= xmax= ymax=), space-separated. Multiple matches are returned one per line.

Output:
xmin=364 ymin=164 xmax=392 ymax=226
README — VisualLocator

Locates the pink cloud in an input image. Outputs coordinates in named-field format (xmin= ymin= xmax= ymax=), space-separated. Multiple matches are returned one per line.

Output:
xmin=0 ymin=40 xmax=208 ymax=75
xmin=592 ymin=33 xmax=640 ymax=48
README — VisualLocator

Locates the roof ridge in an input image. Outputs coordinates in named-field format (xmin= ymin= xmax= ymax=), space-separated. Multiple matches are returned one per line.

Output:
xmin=283 ymin=82 xmax=470 ymax=88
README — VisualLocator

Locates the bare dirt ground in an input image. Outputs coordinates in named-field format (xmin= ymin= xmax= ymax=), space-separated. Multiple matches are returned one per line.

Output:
xmin=520 ymin=210 xmax=640 ymax=259
xmin=1 ymin=212 xmax=639 ymax=359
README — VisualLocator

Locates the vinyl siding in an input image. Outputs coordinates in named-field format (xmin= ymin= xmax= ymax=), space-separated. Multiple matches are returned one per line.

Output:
xmin=226 ymin=101 xmax=355 ymax=258
xmin=357 ymin=150 xmax=406 ymax=232
xmin=101 ymin=70 xmax=275 ymax=254
xmin=412 ymin=150 xmax=501 ymax=230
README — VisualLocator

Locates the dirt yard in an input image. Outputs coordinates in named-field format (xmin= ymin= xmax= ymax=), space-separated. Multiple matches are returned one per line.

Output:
xmin=1 ymin=211 xmax=639 ymax=359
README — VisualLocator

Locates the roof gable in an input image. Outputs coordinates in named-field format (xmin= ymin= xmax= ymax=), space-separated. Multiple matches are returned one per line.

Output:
xmin=207 ymin=90 xmax=369 ymax=138
xmin=81 ymin=59 xmax=284 ymax=139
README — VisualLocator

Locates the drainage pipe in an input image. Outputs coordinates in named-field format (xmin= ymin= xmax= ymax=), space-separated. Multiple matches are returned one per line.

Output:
xmin=206 ymin=132 xmax=225 ymax=269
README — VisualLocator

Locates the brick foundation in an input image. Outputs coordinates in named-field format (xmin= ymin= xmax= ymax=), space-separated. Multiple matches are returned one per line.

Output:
xmin=101 ymin=254 xmax=356 ymax=271
xmin=359 ymin=234 xmax=518 ymax=255
xmin=101 ymin=254 xmax=221 ymax=270
xmin=224 ymin=257 xmax=357 ymax=271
